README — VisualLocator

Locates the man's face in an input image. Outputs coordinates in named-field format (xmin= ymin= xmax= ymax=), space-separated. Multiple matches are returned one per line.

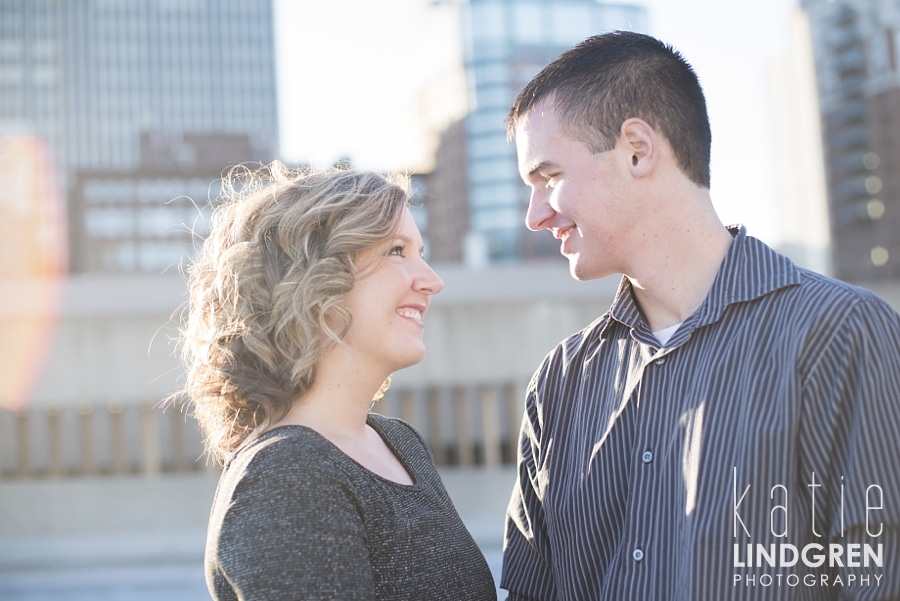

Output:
xmin=515 ymin=99 xmax=639 ymax=281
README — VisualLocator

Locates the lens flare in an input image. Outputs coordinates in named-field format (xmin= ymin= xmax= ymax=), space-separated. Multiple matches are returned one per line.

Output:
xmin=0 ymin=135 xmax=68 ymax=411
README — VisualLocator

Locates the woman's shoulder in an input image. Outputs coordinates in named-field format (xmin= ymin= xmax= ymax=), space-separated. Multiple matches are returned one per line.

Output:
xmin=366 ymin=413 xmax=441 ymax=480
xmin=367 ymin=413 xmax=430 ymax=453
xmin=367 ymin=413 xmax=419 ymax=438
xmin=223 ymin=426 xmax=346 ymax=484
xmin=207 ymin=427 xmax=368 ymax=560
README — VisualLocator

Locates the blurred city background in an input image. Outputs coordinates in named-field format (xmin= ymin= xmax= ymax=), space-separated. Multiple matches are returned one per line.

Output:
xmin=1 ymin=0 xmax=900 ymax=598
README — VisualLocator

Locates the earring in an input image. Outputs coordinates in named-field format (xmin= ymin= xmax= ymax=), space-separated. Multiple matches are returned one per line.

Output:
xmin=370 ymin=375 xmax=392 ymax=411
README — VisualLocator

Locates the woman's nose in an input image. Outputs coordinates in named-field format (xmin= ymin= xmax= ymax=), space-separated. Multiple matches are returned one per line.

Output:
xmin=415 ymin=259 xmax=444 ymax=295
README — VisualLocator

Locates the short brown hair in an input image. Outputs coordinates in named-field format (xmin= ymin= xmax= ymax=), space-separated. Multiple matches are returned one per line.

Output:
xmin=507 ymin=31 xmax=711 ymax=188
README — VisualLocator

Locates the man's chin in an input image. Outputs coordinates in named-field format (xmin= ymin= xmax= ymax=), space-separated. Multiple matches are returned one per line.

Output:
xmin=567 ymin=256 xmax=606 ymax=282
xmin=569 ymin=259 xmax=594 ymax=282
xmin=567 ymin=255 xmax=589 ymax=281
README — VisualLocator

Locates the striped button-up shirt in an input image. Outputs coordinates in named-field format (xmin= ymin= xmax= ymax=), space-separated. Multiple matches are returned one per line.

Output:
xmin=501 ymin=226 xmax=900 ymax=600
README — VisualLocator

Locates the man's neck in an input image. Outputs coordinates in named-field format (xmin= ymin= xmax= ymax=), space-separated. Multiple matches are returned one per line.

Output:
xmin=627 ymin=219 xmax=734 ymax=332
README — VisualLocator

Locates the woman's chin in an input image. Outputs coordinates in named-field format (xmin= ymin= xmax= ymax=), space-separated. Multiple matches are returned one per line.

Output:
xmin=392 ymin=347 xmax=427 ymax=373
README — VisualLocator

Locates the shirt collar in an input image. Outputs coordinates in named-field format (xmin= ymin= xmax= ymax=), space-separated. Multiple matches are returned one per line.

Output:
xmin=603 ymin=225 xmax=802 ymax=338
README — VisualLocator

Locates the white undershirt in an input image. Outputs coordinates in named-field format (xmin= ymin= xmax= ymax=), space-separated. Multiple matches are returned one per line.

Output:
xmin=653 ymin=322 xmax=683 ymax=346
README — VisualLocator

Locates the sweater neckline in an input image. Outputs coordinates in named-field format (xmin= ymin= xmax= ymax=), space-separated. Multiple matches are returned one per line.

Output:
xmin=264 ymin=416 xmax=420 ymax=489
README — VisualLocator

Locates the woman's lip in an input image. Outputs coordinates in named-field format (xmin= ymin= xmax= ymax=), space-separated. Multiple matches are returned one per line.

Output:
xmin=397 ymin=308 xmax=423 ymax=321
xmin=397 ymin=303 xmax=427 ymax=323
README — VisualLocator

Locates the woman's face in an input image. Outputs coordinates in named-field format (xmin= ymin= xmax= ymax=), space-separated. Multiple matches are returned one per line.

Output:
xmin=341 ymin=208 xmax=443 ymax=375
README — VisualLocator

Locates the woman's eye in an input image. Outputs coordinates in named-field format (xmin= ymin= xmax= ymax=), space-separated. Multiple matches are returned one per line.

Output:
xmin=389 ymin=245 xmax=405 ymax=257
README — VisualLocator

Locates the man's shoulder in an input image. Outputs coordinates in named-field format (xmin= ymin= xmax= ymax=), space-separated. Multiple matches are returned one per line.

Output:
xmin=779 ymin=267 xmax=897 ymax=317
xmin=537 ymin=312 xmax=614 ymax=368
xmin=731 ymin=266 xmax=900 ymax=356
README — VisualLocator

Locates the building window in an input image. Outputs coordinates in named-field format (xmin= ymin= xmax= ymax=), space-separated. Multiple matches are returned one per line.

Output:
xmin=468 ymin=134 xmax=513 ymax=159
xmin=512 ymin=3 xmax=542 ymax=45
xmin=468 ymin=108 xmax=508 ymax=136
xmin=552 ymin=4 xmax=593 ymax=45
xmin=470 ymin=2 xmax=506 ymax=41
xmin=468 ymin=156 xmax=518 ymax=185
xmin=470 ymin=182 xmax=519 ymax=209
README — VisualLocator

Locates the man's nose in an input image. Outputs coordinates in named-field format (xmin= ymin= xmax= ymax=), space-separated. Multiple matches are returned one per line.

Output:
xmin=525 ymin=189 xmax=555 ymax=232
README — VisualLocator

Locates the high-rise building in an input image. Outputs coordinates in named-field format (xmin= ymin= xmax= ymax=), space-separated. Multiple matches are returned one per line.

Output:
xmin=68 ymin=133 xmax=259 ymax=274
xmin=768 ymin=7 xmax=831 ymax=276
xmin=458 ymin=0 xmax=649 ymax=264
xmin=0 ymin=0 xmax=279 ymax=273
xmin=801 ymin=0 xmax=900 ymax=282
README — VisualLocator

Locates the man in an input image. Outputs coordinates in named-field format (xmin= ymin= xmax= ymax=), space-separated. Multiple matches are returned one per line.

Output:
xmin=501 ymin=30 xmax=900 ymax=600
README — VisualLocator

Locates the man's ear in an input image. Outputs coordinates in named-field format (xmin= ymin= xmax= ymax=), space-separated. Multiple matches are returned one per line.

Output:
xmin=620 ymin=118 xmax=657 ymax=178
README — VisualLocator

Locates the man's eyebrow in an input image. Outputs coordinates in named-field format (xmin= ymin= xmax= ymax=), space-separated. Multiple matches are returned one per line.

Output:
xmin=525 ymin=160 xmax=558 ymax=178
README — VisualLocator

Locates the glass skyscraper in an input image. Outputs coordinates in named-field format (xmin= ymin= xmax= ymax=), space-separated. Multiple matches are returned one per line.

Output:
xmin=0 ymin=0 xmax=278 ymax=182
xmin=0 ymin=0 xmax=279 ymax=273
xmin=461 ymin=0 xmax=649 ymax=263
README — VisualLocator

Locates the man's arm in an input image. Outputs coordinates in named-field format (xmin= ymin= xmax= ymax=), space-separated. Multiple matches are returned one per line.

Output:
xmin=802 ymin=295 xmax=900 ymax=600
xmin=501 ymin=379 xmax=557 ymax=601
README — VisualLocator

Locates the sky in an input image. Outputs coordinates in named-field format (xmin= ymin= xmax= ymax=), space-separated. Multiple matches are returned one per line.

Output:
xmin=273 ymin=0 xmax=799 ymax=247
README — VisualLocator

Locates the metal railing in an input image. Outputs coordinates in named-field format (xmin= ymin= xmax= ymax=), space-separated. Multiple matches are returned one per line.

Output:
xmin=0 ymin=382 xmax=526 ymax=480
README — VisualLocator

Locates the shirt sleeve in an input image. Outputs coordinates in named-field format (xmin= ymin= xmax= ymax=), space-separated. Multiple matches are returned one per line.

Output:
xmin=211 ymin=453 xmax=375 ymax=600
xmin=501 ymin=372 xmax=557 ymax=601
xmin=802 ymin=295 xmax=900 ymax=600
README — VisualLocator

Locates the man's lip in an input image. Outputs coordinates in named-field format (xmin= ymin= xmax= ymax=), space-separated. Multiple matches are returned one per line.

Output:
xmin=558 ymin=226 xmax=576 ymax=255
xmin=554 ymin=225 xmax=575 ymax=240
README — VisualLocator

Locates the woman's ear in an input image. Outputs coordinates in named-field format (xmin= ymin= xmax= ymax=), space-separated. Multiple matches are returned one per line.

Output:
xmin=620 ymin=118 xmax=657 ymax=178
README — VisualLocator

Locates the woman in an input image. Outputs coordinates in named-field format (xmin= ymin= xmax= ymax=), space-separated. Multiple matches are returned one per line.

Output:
xmin=178 ymin=162 xmax=496 ymax=600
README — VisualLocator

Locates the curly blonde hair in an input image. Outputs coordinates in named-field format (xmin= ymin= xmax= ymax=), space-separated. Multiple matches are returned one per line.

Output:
xmin=178 ymin=162 xmax=410 ymax=462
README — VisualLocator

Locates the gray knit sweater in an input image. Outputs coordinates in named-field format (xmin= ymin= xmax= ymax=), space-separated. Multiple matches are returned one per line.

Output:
xmin=205 ymin=413 xmax=497 ymax=600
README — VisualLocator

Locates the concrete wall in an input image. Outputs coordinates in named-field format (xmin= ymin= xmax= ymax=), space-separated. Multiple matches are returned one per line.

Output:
xmin=0 ymin=474 xmax=217 ymax=570
xmin=3 ymin=264 xmax=620 ymax=409
xmin=7 ymin=265 xmax=898 ymax=410
xmin=0 ymin=467 xmax=516 ymax=571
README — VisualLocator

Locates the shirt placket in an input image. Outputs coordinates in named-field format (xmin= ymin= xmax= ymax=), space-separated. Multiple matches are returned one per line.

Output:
xmin=611 ymin=342 xmax=675 ymax=597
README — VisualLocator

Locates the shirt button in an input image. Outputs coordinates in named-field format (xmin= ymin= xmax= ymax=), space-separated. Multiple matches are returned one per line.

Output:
xmin=655 ymin=358 xmax=666 ymax=366
xmin=641 ymin=450 xmax=653 ymax=464
xmin=633 ymin=548 xmax=645 ymax=562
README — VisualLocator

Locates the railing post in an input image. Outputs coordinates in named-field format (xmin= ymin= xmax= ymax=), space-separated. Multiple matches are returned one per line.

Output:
xmin=480 ymin=385 xmax=501 ymax=467
xmin=108 ymin=400 xmax=128 ymax=475
xmin=46 ymin=406 xmax=63 ymax=477
xmin=398 ymin=389 xmax=417 ymax=430
xmin=506 ymin=382 xmax=525 ymax=462
xmin=140 ymin=404 xmax=161 ymax=476
xmin=454 ymin=387 xmax=474 ymax=467
xmin=171 ymin=407 xmax=189 ymax=473
xmin=427 ymin=388 xmax=446 ymax=465
xmin=16 ymin=410 xmax=31 ymax=478
xmin=77 ymin=401 xmax=97 ymax=475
